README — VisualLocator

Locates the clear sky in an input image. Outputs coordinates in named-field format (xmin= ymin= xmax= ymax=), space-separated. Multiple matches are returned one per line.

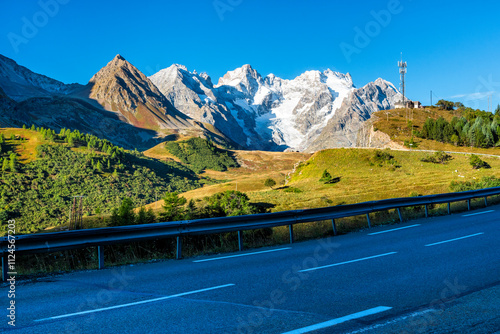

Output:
xmin=1 ymin=0 xmax=499 ymax=111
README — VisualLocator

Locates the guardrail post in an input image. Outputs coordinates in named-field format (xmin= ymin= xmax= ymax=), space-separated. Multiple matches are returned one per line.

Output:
xmin=448 ymin=202 xmax=451 ymax=215
xmin=397 ymin=208 xmax=403 ymax=223
xmin=366 ymin=214 xmax=372 ymax=228
xmin=484 ymin=197 xmax=488 ymax=207
xmin=425 ymin=205 xmax=428 ymax=218
xmin=98 ymin=246 xmax=105 ymax=269
xmin=2 ymin=254 xmax=7 ymax=282
xmin=238 ymin=231 xmax=244 ymax=251
xmin=467 ymin=199 xmax=471 ymax=211
xmin=288 ymin=225 xmax=294 ymax=244
xmin=176 ymin=236 xmax=182 ymax=259
xmin=331 ymin=219 xmax=337 ymax=236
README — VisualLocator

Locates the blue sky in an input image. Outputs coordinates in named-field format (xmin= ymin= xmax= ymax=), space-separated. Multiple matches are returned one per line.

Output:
xmin=1 ymin=0 xmax=500 ymax=111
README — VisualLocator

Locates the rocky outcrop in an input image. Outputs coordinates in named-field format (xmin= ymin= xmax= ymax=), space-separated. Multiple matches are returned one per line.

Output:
xmin=149 ymin=64 xmax=248 ymax=145
xmin=88 ymin=55 xmax=192 ymax=131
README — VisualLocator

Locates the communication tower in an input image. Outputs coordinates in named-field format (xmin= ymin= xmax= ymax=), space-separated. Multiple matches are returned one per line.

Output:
xmin=398 ymin=53 xmax=408 ymax=120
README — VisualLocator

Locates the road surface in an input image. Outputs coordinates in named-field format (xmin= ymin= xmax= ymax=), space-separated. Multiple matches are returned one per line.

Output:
xmin=2 ymin=205 xmax=499 ymax=333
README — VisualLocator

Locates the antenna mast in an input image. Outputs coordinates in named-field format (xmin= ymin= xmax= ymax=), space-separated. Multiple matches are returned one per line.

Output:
xmin=398 ymin=53 xmax=408 ymax=120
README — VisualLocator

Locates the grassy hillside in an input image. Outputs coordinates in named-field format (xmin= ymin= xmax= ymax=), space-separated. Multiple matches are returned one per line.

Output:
xmin=372 ymin=106 xmax=500 ymax=154
xmin=162 ymin=148 xmax=500 ymax=215
xmin=142 ymin=147 xmax=311 ymax=211
xmin=143 ymin=139 xmax=500 ymax=215
xmin=7 ymin=112 xmax=500 ymax=236
xmin=0 ymin=127 xmax=202 ymax=235
xmin=250 ymin=148 xmax=500 ymax=211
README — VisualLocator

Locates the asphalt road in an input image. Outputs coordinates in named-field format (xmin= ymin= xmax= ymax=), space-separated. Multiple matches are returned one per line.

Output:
xmin=2 ymin=205 xmax=499 ymax=333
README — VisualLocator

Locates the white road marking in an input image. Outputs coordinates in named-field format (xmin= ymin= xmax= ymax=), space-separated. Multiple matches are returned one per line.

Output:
xmin=299 ymin=252 xmax=398 ymax=273
xmin=368 ymin=224 xmax=421 ymax=235
xmin=281 ymin=306 xmax=393 ymax=334
xmin=35 ymin=283 xmax=235 ymax=322
xmin=425 ymin=233 xmax=484 ymax=247
xmin=462 ymin=210 xmax=494 ymax=217
xmin=193 ymin=247 xmax=292 ymax=263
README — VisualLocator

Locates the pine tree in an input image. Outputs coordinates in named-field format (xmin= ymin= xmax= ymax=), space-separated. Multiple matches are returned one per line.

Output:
xmin=319 ymin=170 xmax=332 ymax=183
xmin=137 ymin=206 xmax=148 ymax=224
xmin=160 ymin=192 xmax=187 ymax=222
xmin=110 ymin=198 xmax=136 ymax=226
xmin=184 ymin=199 xmax=197 ymax=220
xmin=9 ymin=154 xmax=17 ymax=172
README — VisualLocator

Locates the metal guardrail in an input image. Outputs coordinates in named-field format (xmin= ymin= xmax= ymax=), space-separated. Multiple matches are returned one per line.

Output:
xmin=2 ymin=187 xmax=499 ymax=281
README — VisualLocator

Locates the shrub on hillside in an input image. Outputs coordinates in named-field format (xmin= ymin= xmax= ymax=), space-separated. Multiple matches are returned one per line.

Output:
xmin=403 ymin=137 xmax=419 ymax=149
xmin=319 ymin=169 xmax=332 ymax=183
xmin=264 ymin=178 xmax=276 ymax=189
xmin=421 ymin=151 xmax=453 ymax=164
xmin=469 ymin=155 xmax=490 ymax=169
xmin=371 ymin=150 xmax=401 ymax=168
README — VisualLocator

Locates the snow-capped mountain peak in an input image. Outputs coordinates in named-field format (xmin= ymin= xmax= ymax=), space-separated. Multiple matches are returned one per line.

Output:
xmin=149 ymin=63 xmax=401 ymax=151
xmin=216 ymin=64 xmax=265 ymax=96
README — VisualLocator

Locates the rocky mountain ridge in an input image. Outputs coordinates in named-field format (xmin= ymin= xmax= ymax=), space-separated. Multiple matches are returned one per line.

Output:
xmin=0 ymin=54 xmax=232 ymax=149
xmin=150 ymin=64 xmax=401 ymax=151
xmin=0 ymin=53 xmax=402 ymax=151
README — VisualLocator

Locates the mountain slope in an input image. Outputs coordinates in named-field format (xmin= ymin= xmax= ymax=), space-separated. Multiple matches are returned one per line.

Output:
xmin=0 ymin=127 xmax=201 ymax=234
xmin=0 ymin=54 xmax=82 ymax=101
xmin=0 ymin=54 xmax=234 ymax=149
xmin=87 ymin=55 xmax=193 ymax=131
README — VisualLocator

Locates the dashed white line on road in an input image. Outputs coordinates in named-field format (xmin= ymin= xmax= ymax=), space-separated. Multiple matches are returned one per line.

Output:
xmin=368 ymin=224 xmax=421 ymax=235
xmin=193 ymin=247 xmax=292 ymax=263
xmin=35 ymin=283 xmax=235 ymax=322
xmin=281 ymin=306 xmax=393 ymax=334
xmin=299 ymin=252 xmax=398 ymax=273
xmin=425 ymin=233 xmax=484 ymax=247
xmin=462 ymin=210 xmax=494 ymax=217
